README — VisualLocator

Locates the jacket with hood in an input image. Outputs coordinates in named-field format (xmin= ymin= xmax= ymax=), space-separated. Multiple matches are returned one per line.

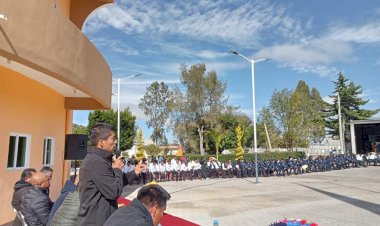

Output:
xmin=12 ymin=180 xmax=32 ymax=226
xmin=20 ymin=186 xmax=53 ymax=226
xmin=12 ymin=180 xmax=31 ymax=211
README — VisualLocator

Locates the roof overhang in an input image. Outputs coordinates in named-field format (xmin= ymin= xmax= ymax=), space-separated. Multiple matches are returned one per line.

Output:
xmin=0 ymin=0 xmax=113 ymax=110
xmin=350 ymin=119 xmax=380 ymax=125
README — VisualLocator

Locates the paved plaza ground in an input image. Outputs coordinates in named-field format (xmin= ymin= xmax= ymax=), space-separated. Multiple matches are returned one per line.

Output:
xmin=124 ymin=167 xmax=380 ymax=226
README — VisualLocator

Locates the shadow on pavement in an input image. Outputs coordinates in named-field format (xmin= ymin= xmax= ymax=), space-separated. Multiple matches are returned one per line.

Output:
xmin=294 ymin=183 xmax=380 ymax=215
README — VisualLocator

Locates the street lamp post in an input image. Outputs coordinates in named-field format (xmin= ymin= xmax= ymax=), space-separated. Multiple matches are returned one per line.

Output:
xmin=231 ymin=50 xmax=271 ymax=183
xmin=113 ymin=74 xmax=141 ymax=151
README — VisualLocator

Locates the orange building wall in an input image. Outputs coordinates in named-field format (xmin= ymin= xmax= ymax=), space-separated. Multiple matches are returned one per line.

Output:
xmin=58 ymin=0 xmax=71 ymax=18
xmin=0 ymin=66 xmax=67 ymax=224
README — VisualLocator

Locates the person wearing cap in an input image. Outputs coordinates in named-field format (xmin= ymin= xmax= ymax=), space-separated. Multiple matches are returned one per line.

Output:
xmin=104 ymin=184 xmax=171 ymax=226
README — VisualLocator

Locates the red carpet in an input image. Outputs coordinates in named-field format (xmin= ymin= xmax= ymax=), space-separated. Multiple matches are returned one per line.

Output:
xmin=118 ymin=197 xmax=200 ymax=226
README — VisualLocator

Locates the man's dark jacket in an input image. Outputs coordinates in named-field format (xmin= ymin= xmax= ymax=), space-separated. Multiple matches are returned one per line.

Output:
xmin=103 ymin=198 xmax=153 ymax=226
xmin=20 ymin=186 xmax=53 ymax=226
xmin=11 ymin=180 xmax=31 ymax=226
xmin=77 ymin=146 xmax=137 ymax=226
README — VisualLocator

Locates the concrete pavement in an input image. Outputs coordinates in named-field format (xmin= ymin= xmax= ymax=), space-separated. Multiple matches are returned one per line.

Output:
xmin=123 ymin=167 xmax=380 ymax=226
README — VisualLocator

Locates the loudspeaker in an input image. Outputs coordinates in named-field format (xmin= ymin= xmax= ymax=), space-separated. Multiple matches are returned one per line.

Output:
xmin=64 ymin=134 xmax=88 ymax=160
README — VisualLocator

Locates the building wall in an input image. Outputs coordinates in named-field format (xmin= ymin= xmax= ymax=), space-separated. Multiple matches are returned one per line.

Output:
xmin=0 ymin=66 xmax=66 ymax=224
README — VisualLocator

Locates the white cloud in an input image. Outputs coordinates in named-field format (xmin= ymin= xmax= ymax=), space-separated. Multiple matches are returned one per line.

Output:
xmin=323 ymin=96 xmax=334 ymax=105
xmin=85 ymin=0 xmax=303 ymax=48
xmin=362 ymin=87 xmax=380 ymax=104
xmin=91 ymin=37 xmax=140 ymax=56
xmin=327 ymin=23 xmax=380 ymax=43
xmin=197 ymin=50 xmax=229 ymax=59
xmin=282 ymin=62 xmax=339 ymax=77
xmin=372 ymin=112 xmax=380 ymax=119
xmin=111 ymin=83 xmax=146 ymax=120
xmin=256 ymin=42 xmax=343 ymax=77
xmin=375 ymin=8 xmax=380 ymax=16
xmin=85 ymin=1 xmax=380 ymax=83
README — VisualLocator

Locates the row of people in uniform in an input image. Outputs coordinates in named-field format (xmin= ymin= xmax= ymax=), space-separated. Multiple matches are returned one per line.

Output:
xmin=123 ymin=153 xmax=378 ymax=183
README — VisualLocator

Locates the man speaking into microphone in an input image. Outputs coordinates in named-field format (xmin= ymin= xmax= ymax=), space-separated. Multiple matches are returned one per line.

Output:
xmin=77 ymin=123 xmax=145 ymax=226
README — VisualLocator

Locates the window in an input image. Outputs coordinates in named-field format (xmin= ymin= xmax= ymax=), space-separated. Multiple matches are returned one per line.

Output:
xmin=43 ymin=137 xmax=55 ymax=165
xmin=7 ymin=134 xmax=31 ymax=168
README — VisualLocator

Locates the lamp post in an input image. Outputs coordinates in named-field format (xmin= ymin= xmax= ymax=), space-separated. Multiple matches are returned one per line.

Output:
xmin=231 ymin=50 xmax=271 ymax=183
xmin=112 ymin=74 xmax=141 ymax=151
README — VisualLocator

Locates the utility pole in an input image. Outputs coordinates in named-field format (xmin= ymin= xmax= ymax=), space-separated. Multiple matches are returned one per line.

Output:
xmin=338 ymin=94 xmax=345 ymax=154
xmin=264 ymin=123 xmax=272 ymax=151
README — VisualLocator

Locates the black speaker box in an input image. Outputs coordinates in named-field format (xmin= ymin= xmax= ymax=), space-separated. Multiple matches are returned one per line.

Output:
xmin=64 ymin=134 xmax=88 ymax=160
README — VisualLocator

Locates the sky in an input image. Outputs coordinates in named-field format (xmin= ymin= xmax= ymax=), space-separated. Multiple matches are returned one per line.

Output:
xmin=73 ymin=0 xmax=380 ymax=143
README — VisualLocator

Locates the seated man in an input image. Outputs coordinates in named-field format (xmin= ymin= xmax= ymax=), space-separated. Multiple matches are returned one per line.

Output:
xmin=104 ymin=184 xmax=171 ymax=226
xmin=47 ymin=174 xmax=79 ymax=226
xmin=11 ymin=168 xmax=36 ymax=226
xmin=20 ymin=172 xmax=53 ymax=226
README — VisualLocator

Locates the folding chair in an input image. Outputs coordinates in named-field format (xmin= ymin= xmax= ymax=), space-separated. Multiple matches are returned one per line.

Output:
xmin=13 ymin=207 xmax=28 ymax=226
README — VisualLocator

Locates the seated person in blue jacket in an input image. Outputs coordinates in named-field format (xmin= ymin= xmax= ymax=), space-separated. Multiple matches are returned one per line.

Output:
xmin=46 ymin=173 xmax=79 ymax=226
xmin=104 ymin=183 xmax=171 ymax=226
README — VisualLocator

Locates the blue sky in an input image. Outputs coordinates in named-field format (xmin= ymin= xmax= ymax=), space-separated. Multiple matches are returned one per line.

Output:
xmin=74 ymin=0 xmax=380 ymax=143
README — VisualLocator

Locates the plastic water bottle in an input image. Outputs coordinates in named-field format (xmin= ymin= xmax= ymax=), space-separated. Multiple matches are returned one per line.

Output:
xmin=213 ymin=219 xmax=219 ymax=226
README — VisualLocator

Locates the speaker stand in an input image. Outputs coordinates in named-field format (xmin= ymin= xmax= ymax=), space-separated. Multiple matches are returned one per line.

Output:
xmin=74 ymin=158 xmax=78 ymax=179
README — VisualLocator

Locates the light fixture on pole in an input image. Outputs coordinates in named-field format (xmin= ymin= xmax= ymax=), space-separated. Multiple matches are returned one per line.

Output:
xmin=231 ymin=50 xmax=271 ymax=183
xmin=112 ymin=74 xmax=141 ymax=151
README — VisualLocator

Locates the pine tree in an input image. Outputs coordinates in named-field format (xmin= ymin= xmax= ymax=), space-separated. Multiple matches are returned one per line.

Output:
xmin=326 ymin=72 xmax=379 ymax=139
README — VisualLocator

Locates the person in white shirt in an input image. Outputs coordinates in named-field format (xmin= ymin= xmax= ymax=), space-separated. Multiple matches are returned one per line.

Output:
xmin=227 ymin=160 xmax=233 ymax=178
xmin=188 ymin=160 xmax=196 ymax=180
xmin=165 ymin=161 xmax=172 ymax=181
xmin=193 ymin=159 xmax=202 ymax=179
xmin=368 ymin=152 xmax=378 ymax=166
xmin=122 ymin=160 xmax=136 ymax=185
xmin=208 ymin=157 xmax=220 ymax=178
xmin=222 ymin=160 xmax=229 ymax=178
xmin=171 ymin=159 xmax=180 ymax=181
xmin=149 ymin=160 xmax=158 ymax=182
xmin=158 ymin=161 xmax=166 ymax=182
xmin=123 ymin=160 xmax=135 ymax=174
xmin=180 ymin=161 xmax=188 ymax=181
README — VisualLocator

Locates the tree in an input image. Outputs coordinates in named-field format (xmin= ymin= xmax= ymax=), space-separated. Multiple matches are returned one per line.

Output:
xmin=88 ymin=109 xmax=136 ymax=150
xmin=270 ymin=89 xmax=295 ymax=149
xmin=309 ymin=88 xmax=327 ymax=144
xmin=136 ymin=128 xmax=145 ymax=161
xmin=218 ymin=109 xmax=253 ymax=150
xmin=235 ymin=126 xmax=244 ymax=160
xmin=257 ymin=107 xmax=281 ymax=149
xmin=205 ymin=125 xmax=226 ymax=160
xmin=139 ymin=81 xmax=173 ymax=145
xmin=171 ymin=64 xmax=227 ymax=155
xmin=290 ymin=80 xmax=313 ymax=148
xmin=72 ymin=124 xmax=88 ymax=135
xmin=144 ymin=144 xmax=161 ymax=157
xmin=326 ymin=72 xmax=379 ymax=140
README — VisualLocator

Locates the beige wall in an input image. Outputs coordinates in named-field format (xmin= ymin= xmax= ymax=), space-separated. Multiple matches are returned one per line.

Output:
xmin=0 ymin=66 xmax=67 ymax=224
